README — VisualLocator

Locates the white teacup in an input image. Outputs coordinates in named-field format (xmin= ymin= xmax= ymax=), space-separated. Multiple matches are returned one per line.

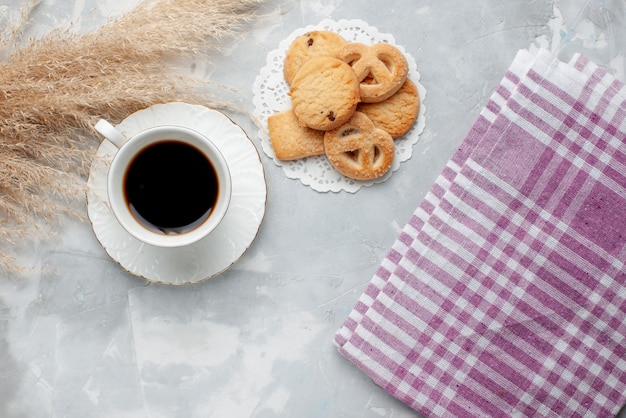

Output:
xmin=94 ymin=119 xmax=232 ymax=248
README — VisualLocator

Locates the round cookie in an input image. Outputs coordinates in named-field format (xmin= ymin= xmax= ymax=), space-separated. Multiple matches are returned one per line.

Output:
xmin=283 ymin=30 xmax=348 ymax=86
xmin=324 ymin=111 xmax=394 ymax=180
xmin=357 ymin=78 xmax=420 ymax=138
xmin=290 ymin=56 xmax=360 ymax=131
xmin=335 ymin=42 xmax=408 ymax=103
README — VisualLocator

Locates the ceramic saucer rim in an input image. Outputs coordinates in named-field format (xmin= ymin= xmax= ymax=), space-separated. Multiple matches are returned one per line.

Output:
xmin=86 ymin=103 xmax=267 ymax=285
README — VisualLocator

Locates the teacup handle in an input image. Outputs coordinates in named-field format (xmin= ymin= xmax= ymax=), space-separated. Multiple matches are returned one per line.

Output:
xmin=94 ymin=119 xmax=127 ymax=149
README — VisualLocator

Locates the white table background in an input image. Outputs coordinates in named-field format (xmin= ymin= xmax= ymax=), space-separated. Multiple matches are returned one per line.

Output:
xmin=1 ymin=0 xmax=625 ymax=416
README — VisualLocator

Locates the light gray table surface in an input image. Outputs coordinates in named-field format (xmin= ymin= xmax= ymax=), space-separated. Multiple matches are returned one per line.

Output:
xmin=1 ymin=0 xmax=625 ymax=417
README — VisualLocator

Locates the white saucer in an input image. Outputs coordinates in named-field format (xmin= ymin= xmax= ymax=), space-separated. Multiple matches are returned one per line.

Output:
xmin=86 ymin=103 xmax=267 ymax=285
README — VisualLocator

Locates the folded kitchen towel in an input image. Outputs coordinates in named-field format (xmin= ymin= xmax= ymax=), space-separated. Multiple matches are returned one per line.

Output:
xmin=335 ymin=48 xmax=626 ymax=417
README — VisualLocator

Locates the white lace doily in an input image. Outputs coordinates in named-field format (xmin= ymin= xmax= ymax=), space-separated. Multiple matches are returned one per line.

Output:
xmin=252 ymin=19 xmax=426 ymax=193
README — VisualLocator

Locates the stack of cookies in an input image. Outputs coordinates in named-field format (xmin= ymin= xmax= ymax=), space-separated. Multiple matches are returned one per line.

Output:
xmin=268 ymin=30 xmax=420 ymax=181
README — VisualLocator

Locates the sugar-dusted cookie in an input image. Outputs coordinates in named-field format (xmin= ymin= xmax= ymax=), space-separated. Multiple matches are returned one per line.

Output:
xmin=324 ymin=111 xmax=394 ymax=180
xmin=268 ymin=109 xmax=325 ymax=160
xmin=335 ymin=42 xmax=408 ymax=103
xmin=290 ymin=56 xmax=360 ymax=131
xmin=283 ymin=30 xmax=348 ymax=86
xmin=357 ymin=78 xmax=420 ymax=138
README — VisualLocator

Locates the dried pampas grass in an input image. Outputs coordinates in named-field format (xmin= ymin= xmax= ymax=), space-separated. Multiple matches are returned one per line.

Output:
xmin=0 ymin=0 xmax=262 ymax=272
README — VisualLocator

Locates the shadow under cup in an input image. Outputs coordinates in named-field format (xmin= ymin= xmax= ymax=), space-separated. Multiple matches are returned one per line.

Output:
xmin=107 ymin=126 xmax=232 ymax=248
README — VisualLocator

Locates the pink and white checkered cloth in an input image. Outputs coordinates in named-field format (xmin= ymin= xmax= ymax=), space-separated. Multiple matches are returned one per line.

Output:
xmin=335 ymin=49 xmax=626 ymax=417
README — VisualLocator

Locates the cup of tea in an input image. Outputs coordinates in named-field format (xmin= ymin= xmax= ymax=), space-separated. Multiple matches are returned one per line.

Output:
xmin=94 ymin=119 xmax=232 ymax=248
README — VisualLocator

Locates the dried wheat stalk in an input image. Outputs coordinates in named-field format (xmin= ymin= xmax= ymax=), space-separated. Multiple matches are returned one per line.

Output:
xmin=0 ymin=0 xmax=262 ymax=273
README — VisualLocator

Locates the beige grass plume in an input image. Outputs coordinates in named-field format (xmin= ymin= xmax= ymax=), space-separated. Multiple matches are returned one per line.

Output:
xmin=0 ymin=0 xmax=262 ymax=272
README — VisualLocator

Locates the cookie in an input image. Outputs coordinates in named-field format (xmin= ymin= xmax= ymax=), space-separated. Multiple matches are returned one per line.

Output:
xmin=324 ymin=111 xmax=394 ymax=180
xmin=283 ymin=30 xmax=348 ymax=86
xmin=335 ymin=42 xmax=408 ymax=103
xmin=268 ymin=109 xmax=325 ymax=160
xmin=290 ymin=56 xmax=360 ymax=131
xmin=357 ymin=78 xmax=420 ymax=138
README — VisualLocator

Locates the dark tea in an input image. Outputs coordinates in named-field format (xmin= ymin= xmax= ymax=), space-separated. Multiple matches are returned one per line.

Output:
xmin=124 ymin=140 xmax=219 ymax=234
